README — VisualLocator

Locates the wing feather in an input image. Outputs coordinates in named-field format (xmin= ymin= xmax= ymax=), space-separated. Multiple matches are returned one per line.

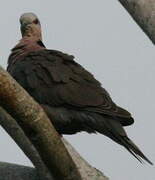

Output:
xmin=7 ymin=49 xmax=134 ymax=126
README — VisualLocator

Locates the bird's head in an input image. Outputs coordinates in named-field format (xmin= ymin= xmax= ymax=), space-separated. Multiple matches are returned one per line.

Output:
xmin=20 ymin=13 xmax=42 ymax=40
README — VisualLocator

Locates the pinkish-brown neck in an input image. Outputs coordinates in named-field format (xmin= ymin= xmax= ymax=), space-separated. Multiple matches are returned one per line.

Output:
xmin=8 ymin=37 xmax=45 ymax=65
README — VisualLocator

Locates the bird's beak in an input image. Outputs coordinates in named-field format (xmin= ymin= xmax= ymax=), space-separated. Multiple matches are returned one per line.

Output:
xmin=20 ymin=21 xmax=32 ymax=36
xmin=21 ymin=21 xmax=31 ymax=30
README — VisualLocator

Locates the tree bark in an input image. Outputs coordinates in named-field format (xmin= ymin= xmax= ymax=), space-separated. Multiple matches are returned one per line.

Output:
xmin=0 ymin=66 xmax=109 ymax=180
xmin=63 ymin=139 xmax=109 ymax=180
xmin=0 ymin=66 xmax=82 ymax=180
xmin=0 ymin=107 xmax=54 ymax=180
xmin=118 ymin=0 xmax=155 ymax=44
xmin=0 ymin=162 xmax=38 ymax=180
xmin=0 ymin=108 xmax=108 ymax=180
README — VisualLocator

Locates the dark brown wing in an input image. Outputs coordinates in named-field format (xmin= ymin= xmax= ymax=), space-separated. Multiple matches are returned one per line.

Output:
xmin=7 ymin=49 xmax=134 ymax=126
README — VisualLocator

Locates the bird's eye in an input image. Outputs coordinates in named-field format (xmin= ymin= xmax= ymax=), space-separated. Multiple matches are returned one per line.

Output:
xmin=33 ymin=19 xmax=39 ymax=24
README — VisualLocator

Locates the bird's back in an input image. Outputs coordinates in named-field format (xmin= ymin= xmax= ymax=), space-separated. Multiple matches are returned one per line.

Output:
xmin=8 ymin=46 xmax=134 ymax=127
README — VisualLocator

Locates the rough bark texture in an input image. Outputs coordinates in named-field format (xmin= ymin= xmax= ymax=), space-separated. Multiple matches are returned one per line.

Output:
xmin=0 ymin=162 xmax=38 ymax=180
xmin=119 ymin=0 xmax=155 ymax=44
xmin=0 ymin=66 xmax=109 ymax=180
xmin=0 ymin=107 xmax=54 ymax=180
xmin=0 ymin=66 xmax=82 ymax=180
xmin=0 ymin=108 xmax=108 ymax=180
xmin=0 ymin=139 xmax=109 ymax=180
xmin=63 ymin=139 xmax=109 ymax=180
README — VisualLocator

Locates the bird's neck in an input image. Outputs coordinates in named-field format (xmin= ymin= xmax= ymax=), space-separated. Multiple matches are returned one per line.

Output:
xmin=8 ymin=37 xmax=45 ymax=66
xmin=23 ymin=33 xmax=42 ymax=41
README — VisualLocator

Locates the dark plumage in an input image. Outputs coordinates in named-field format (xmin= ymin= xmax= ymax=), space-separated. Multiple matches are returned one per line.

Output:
xmin=7 ymin=12 xmax=153 ymax=165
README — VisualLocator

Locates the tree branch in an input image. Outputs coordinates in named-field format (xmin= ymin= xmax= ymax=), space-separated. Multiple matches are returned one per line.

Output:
xmin=0 ymin=66 xmax=82 ymax=180
xmin=118 ymin=0 xmax=155 ymax=44
xmin=63 ymin=139 xmax=109 ymax=180
xmin=0 ymin=107 xmax=108 ymax=180
xmin=0 ymin=66 xmax=109 ymax=179
xmin=0 ymin=106 xmax=54 ymax=180
xmin=0 ymin=162 xmax=38 ymax=180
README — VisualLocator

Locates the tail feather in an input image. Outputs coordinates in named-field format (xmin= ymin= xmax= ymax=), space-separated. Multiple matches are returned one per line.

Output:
xmin=106 ymin=119 xmax=153 ymax=165
xmin=76 ymin=112 xmax=153 ymax=165
xmin=90 ymin=115 xmax=153 ymax=165
xmin=122 ymin=136 xmax=153 ymax=165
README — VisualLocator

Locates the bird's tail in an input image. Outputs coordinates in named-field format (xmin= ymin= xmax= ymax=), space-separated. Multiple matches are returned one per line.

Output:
xmin=105 ymin=119 xmax=153 ymax=165
xmin=89 ymin=114 xmax=153 ymax=165
xmin=120 ymin=136 xmax=153 ymax=165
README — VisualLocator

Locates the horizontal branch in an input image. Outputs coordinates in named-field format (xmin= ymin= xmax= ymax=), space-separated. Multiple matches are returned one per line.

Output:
xmin=0 ymin=162 xmax=38 ymax=180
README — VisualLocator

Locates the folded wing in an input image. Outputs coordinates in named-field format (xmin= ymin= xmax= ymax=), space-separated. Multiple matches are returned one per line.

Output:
xmin=7 ymin=49 xmax=134 ymax=126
